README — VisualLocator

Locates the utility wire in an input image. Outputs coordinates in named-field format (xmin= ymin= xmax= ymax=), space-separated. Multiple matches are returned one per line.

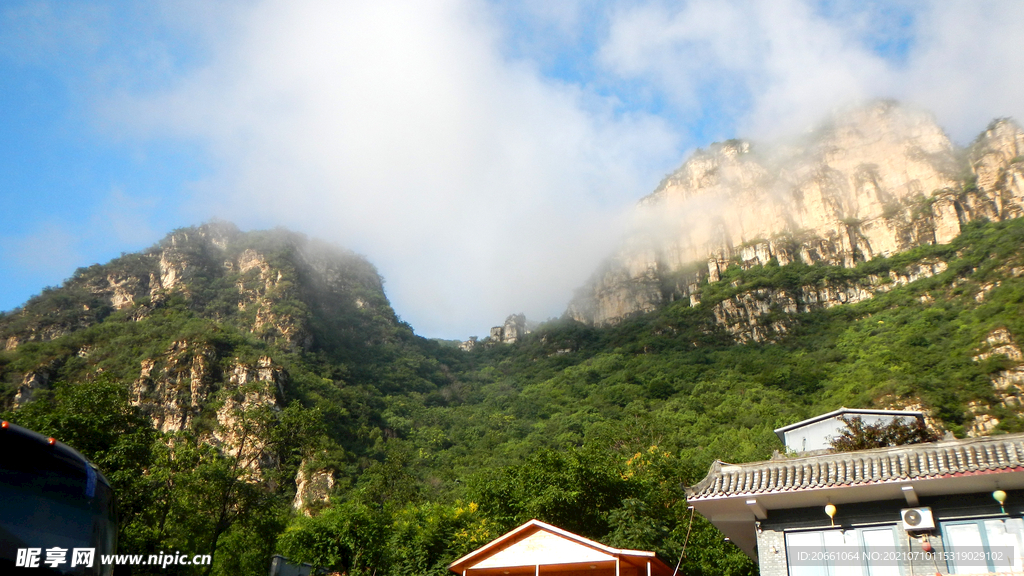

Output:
xmin=672 ymin=506 xmax=696 ymax=576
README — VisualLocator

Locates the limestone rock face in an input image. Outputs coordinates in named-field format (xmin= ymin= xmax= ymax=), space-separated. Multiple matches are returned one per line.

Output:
xmin=488 ymin=313 xmax=535 ymax=344
xmin=128 ymin=340 xmax=286 ymax=480
xmin=212 ymin=374 xmax=281 ymax=482
xmin=2 ymin=221 xmax=392 ymax=359
xmin=14 ymin=371 xmax=51 ymax=407
xmin=130 ymin=342 xmax=287 ymax=431
xmin=130 ymin=340 xmax=218 ymax=434
xmin=966 ymin=119 xmax=1024 ymax=223
xmin=293 ymin=466 xmax=335 ymax=515
xmin=12 ymin=356 xmax=69 ymax=407
xmin=232 ymin=248 xmax=313 ymax=350
xmin=568 ymin=103 xmax=1024 ymax=326
xmin=0 ymin=222 xmax=402 ymax=488
xmin=707 ymin=260 xmax=948 ymax=344
xmin=967 ymin=328 xmax=1024 ymax=436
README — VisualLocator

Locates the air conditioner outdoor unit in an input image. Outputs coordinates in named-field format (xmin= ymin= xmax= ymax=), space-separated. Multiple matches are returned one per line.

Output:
xmin=901 ymin=507 xmax=935 ymax=531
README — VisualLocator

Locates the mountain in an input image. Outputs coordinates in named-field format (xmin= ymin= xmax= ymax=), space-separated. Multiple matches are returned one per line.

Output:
xmin=568 ymin=102 xmax=1024 ymax=326
xmin=0 ymin=222 xmax=468 ymax=575
xmin=0 ymin=222 xmax=447 ymax=428
xmin=4 ymin=103 xmax=1024 ymax=576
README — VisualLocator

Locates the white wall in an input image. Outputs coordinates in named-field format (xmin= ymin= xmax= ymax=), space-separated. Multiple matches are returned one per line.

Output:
xmin=783 ymin=414 xmax=917 ymax=452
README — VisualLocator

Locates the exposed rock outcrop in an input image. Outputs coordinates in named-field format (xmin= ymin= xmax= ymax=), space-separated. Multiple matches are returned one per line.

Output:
xmin=233 ymin=248 xmax=313 ymax=350
xmin=12 ymin=357 xmax=66 ymax=407
xmin=130 ymin=340 xmax=218 ymax=434
xmin=14 ymin=371 xmax=50 ymax=407
xmin=569 ymin=103 xmax=1024 ymax=327
xmin=128 ymin=339 xmax=287 ymax=480
xmin=709 ymin=260 xmax=950 ymax=343
xmin=1 ymin=222 xmax=392 ymax=358
xmin=460 ymin=336 xmax=478 ymax=351
xmin=0 ymin=222 xmax=399 ymax=489
xmin=212 ymin=377 xmax=281 ymax=482
xmin=488 ymin=313 xmax=535 ymax=344
xmin=293 ymin=466 xmax=335 ymax=515
xmin=967 ymin=328 xmax=1024 ymax=436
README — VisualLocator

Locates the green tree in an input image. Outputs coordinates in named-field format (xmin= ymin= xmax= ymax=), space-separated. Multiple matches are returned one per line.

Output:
xmin=470 ymin=445 xmax=634 ymax=537
xmin=2 ymin=378 xmax=157 ymax=553
xmin=830 ymin=415 xmax=940 ymax=452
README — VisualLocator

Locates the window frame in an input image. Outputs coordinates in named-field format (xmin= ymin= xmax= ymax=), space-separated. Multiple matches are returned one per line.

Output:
xmin=784 ymin=525 xmax=903 ymax=576
xmin=940 ymin=517 xmax=1024 ymax=574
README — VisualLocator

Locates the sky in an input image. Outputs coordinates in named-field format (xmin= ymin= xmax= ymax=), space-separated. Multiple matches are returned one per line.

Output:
xmin=2 ymin=0 xmax=1024 ymax=340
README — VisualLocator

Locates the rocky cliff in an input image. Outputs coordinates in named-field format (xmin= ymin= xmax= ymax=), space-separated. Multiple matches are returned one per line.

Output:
xmin=0 ymin=222 xmax=403 ymax=502
xmin=488 ymin=313 xmax=538 ymax=345
xmin=568 ymin=102 xmax=1024 ymax=326
xmin=2 ymin=222 xmax=394 ymax=354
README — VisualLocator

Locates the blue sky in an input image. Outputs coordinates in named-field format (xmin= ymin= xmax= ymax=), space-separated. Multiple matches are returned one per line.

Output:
xmin=3 ymin=0 xmax=1024 ymax=339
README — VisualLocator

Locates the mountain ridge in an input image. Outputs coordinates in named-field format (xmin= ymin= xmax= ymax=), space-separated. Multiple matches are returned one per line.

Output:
xmin=5 ymin=102 xmax=1024 ymax=576
xmin=567 ymin=101 xmax=1024 ymax=327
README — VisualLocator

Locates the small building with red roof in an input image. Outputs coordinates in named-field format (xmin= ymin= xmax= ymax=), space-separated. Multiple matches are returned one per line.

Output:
xmin=448 ymin=519 xmax=674 ymax=576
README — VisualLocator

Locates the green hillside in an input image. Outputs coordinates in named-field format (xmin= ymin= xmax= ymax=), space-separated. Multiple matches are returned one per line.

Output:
xmin=4 ymin=217 xmax=1024 ymax=576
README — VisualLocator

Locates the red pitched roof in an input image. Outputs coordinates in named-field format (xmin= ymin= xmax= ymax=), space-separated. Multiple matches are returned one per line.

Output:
xmin=448 ymin=519 xmax=674 ymax=576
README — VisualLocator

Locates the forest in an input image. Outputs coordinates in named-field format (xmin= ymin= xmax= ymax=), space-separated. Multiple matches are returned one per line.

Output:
xmin=3 ymin=216 xmax=1024 ymax=575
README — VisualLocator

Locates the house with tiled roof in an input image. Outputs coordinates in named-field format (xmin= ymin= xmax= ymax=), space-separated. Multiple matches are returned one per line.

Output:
xmin=687 ymin=416 xmax=1024 ymax=575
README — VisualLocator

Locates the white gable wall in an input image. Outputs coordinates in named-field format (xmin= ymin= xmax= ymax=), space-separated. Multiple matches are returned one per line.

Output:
xmin=783 ymin=413 xmax=917 ymax=452
xmin=470 ymin=530 xmax=615 ymax=569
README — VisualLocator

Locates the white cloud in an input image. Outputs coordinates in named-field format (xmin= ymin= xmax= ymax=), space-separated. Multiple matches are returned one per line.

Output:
xmin=87 ymin=0 xmax=1024 ymax=339
xmin=111 ymin=0 xmax=678 ymax=338
xmin=598 ymin=0 xmax=1024 ymax=144
xmin=896 ymin=1 xmax=1024 ymax=142
xmin=599 ymin=0 xmax=891 ymax=138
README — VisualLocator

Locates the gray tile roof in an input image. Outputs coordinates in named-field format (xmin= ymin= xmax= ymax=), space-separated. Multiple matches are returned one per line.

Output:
xmin=687 ymin=433 xmax=1024 ymax=500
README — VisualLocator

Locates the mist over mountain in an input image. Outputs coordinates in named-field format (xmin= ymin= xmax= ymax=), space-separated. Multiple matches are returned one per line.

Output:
xmin=568 ymin=101 xmax=1024 ymax=326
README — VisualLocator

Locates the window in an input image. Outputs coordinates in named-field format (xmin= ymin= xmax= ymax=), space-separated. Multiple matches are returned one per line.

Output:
xmin=941 ymin=518 xmax=1024 ymax=574
xmin=785 ymin=527 xmax=901 ymax=576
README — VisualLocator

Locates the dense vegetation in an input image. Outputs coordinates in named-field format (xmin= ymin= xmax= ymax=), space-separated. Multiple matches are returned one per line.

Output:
xmin=3 ymin=217 xmax=1024 ymax=575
